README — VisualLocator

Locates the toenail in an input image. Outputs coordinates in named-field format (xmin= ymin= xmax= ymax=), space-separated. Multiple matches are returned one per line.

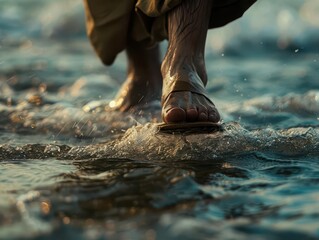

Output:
xmin=187 ymin=108 xmax=197 ymax=114
xmin=164 ymin=107 xmax=186 ymax=123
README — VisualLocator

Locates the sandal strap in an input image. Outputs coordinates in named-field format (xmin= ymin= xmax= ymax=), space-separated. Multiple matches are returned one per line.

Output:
xmin=162 ymin=72 xmax=212 ymax=105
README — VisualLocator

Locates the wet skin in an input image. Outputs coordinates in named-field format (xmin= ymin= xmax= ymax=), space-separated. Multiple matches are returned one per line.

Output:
xmin=109 ymin=0 xmax=220 ymax=123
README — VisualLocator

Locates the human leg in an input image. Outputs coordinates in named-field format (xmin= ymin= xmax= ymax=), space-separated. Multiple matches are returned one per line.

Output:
xmin=109 ymin=41 xmax=162 ymax=111
xmin=161 ymin=0 xmax=220 ymax=123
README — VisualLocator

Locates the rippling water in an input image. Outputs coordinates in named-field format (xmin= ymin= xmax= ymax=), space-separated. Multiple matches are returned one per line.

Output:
xmin=1 ymin=0 xmax=319 ymax=239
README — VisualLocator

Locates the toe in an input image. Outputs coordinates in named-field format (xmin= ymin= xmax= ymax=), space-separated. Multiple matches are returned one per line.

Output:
xmin=186 ymin=108 xmax=198 ymax=122
xmin=208 ymin=107 xmax=221 ymax=123
xmin=197 ymin=105 xmax=208 ymax=121
xmin=164 ymin=107 xmax=186 ymax=123
xmin=208 ymin=113 xmax=215 ymax=122
xmin=198 ymin=112 xmax=208 ymax=121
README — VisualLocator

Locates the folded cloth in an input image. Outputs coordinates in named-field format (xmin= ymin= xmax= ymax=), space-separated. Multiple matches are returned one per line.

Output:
xmin=83 ymin=0 xmax=257 ymax=65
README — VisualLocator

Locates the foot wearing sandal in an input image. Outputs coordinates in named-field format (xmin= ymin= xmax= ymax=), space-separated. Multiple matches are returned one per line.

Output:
xmin=161 ymin=0 xmax=220 ymax=124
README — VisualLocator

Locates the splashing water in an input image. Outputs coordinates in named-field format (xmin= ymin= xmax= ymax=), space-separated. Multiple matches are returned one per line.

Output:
xmin=0 ymin=0 xmax=319 ymax=239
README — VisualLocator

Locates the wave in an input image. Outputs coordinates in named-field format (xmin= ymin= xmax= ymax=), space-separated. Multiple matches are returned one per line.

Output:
xmin=0 ymin=122 xmax=318 ymax=161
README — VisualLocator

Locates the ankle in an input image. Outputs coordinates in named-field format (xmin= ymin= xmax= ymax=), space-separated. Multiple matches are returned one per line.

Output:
xmin=161 ymin=51 xmax=207 ymax=85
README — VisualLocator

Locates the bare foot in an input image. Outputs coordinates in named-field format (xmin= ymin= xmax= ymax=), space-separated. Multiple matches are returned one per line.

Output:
xmin=161 ymin=0 xmax=220 ymax=123
xmin=109 ymin=42 xmax=162 ymax=111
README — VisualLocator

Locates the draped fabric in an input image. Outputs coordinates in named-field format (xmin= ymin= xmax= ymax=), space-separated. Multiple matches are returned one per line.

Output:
xmin=84 ymin=0 xmax=256 ymax=65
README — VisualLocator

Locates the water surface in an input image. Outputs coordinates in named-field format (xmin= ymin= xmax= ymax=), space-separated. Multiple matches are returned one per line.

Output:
xmin=0 ymin=0 xmax=319 ymax=239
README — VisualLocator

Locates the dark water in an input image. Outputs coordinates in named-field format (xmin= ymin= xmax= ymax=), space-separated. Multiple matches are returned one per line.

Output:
xmin=1 ymin=0 xmax=319 ymax=239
